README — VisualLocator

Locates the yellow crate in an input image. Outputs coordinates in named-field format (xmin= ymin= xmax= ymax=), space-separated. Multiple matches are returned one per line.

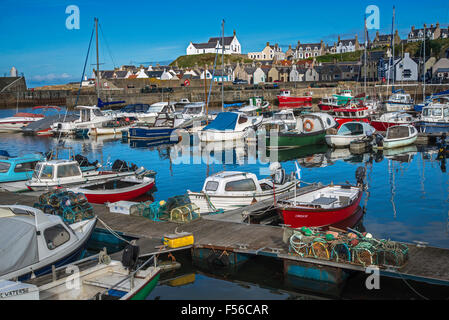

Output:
xmin=163 ymin=232 xmax=194 ymax=248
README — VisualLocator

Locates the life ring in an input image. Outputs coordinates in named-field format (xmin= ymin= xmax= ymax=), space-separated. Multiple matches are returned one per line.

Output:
xmin=304 ymin=120 xmax=314 ymax=132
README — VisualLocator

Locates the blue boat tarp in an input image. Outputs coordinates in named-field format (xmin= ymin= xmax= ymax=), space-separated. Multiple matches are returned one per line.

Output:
xmin=224 ymin=103 xmax=243 ymax=108
xmin=203 ymin=112 xmax=238 ymax=131
xmin=0 ymin=150 xmax=10 ymax=157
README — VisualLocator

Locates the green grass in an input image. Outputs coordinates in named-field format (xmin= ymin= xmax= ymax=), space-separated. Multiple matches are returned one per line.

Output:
xmin=170 ymin=54 xmax=253 ymax=68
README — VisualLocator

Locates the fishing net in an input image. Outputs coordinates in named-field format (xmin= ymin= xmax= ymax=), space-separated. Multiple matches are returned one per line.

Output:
xmin=34 ymin=189 xmax=93 ymax=224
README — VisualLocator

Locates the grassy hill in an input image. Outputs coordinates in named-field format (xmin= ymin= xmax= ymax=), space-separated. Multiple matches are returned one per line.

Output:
xmin=169 ymin=53 xmax=253 ymax=68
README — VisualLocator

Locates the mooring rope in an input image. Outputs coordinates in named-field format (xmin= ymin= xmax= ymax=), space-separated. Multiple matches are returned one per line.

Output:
xmin=97 ymin=217 xmax=132 ymax=245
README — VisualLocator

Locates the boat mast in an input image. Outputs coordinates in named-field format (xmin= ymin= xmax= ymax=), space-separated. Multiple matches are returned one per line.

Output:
xmin=423 ymin=25 xmax=426 ymax=102
xmin=391 ymin=6 xmax=395 ymax=93
xmin=364 ymin=14 xmax=367 ymax=95
xmin=95 ymin=17 xmax=101 ymax=103
xmin=386 ymin=6 xmax=395 ymax=94
xmin=221 ymin=19 xmax=225 ymax=112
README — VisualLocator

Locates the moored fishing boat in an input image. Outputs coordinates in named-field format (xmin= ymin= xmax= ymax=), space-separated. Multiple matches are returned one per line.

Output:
xmin=187 ymin=163 xmax=298 ymax=214
xmin=265 ymin=113 xmax=328 ymax=149
xmin=415 ymin=100 xmax=449 ymax=134
xmin=325 ymin=122 xmax=376 ymax=148
xmin=277 ymin=90 xmax=312 ymax=109
xmin=0 ymin=205 xmax=96 ymax=281
xmin=376 ymin=125 xmax=418 ymax=149
xmin=198 ymin=112 xmax=263 ymax=142
xmin=0 ymin=152 xmax=46 ymax=192
xmin=88 ymin=117 xmax=137 ymax=136
xmin=384 ymin=90 xmax=414 ymax=112
xmin=0 ymin=112 xmax=45 ymax=133
xmin=25 ymin=159 xmax=149 ymax=191
xmin=369 ymin=111 xmax=416 ymax=131
xmin=238 ymin=96 xmax=270 ymax=115
xmin=68 ymin=176 xmax=155 ymax=204
xmin=276 ymin=168 xmax=365 ymax=228
xmin=332 ymin=104 xmax=371 ymax=127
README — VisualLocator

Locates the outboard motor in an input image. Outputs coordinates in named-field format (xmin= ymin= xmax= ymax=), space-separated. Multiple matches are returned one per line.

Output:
xmin=112 ymin=159 xmax=129 ymax=172
xmin=270 ymin=162 xmax=286 ymax=185
xmin=355 ymin=166 xmax=366 ymax=187
xmin=374 ymin=133 xmax=384 ymax=148
xmin=121 ymin=243 xmax=140 ymax=271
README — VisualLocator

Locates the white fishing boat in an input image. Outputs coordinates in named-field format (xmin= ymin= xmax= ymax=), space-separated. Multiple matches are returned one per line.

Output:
xmin=369 ymin=111 xmax=416 ymax=131
xmin=0 ymin=112 xmax=45 ymax=133
xmin=262 ymin=109 xmax=297 ymax=130
xmin=50 ymin=106 xmax=113 ymax=136
xmin=325 ymin=122 xmax=376 ymax=148
xmin=138 ymin=102 xmax=177 ymax=124
xmin=376 ymin=125 xmax=418 ymax=149
xmin=384 ymin=91 xmax=414 ymax=112
xmin=88 ymin=117 xmax=137 ymax=136
xmin=0 ymin=205 xmax=96 ymax=281
xmin=238 ymin=97 xmax=270 ymax=116
xmin=187 ymin=163 xmax=298 ymax=214
xmin=25 ymin=159 xmax=148 ymax=191
xmin=198 ymin=112 xmax=263 ymax=142
xmin=415 ymin=100 xmax=449 ymax=134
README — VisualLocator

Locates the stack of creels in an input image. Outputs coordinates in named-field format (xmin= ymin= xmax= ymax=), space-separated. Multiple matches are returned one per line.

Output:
xmin=34 ymin=189 xmax=94 ymax=224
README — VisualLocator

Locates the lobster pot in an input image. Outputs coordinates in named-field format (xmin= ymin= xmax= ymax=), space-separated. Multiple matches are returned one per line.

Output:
xmin=129 ymin=203 xmax=148 ymax=217
xmin=329 ymin=241 xmax=352 ymax=262
xmin=352 ymin=242 xmax=377 ymax=267
xmin=142 ymin=201 xmax=167 ymax=222
xmin=169 ymin=204 xmax=200 ymax=223
xmin=376 ymin=241 xmax=409 ymax=267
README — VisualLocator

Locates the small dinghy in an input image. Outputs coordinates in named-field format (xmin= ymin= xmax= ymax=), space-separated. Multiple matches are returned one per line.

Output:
xmin=376 ymin=124 xmax=418 ymax=149
xmin=187 ymin=163 xmax=298 ymax=214
xmin=325 ymin=122 xmax=376 ymax=148
xmin=68 ymin=176 xmax=155 ymax=204
xmin=276 ymin=168 xmax=366 ymax=228
xmin=0 ymin=205 xmax=96 ymax=281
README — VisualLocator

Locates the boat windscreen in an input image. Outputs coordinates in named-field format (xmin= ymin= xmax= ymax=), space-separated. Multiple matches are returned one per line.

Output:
xmin=0 ymin=162 xmax=11 ymax=173
xmin=338 ymin=123 xmax=364 ymax=135
xmin=387 ymin=126 xmax=410 ymax=139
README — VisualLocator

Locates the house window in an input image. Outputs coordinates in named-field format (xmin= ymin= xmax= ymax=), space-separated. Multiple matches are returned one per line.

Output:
xmin=402 ymin=69 xmax=412 ymax=78
xmin=44 ymin=224 xmax=70 ymax=250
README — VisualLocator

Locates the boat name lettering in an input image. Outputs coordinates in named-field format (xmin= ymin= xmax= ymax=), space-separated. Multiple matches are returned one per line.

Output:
xmin=0 ymin=288 xmax=29 ymax=298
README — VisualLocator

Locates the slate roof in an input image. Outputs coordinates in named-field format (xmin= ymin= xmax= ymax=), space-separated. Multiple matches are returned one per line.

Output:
xmin=192 ymin=36 xmax=235 ymax=49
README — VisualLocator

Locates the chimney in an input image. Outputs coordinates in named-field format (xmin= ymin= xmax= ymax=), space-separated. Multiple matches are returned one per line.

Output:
xmin=338 ymin=35 xmax=341 ymax=42
xmin=431 ymin=24 xmax=434 ymax=29
xmin=411 ymin=26 xmax=415 ymax=31
xmin=233 ymin=29 xmax=236 ymax=36
xmin=288 ymin=45 xmax=292 ymax=49
xmin=297 ymin=40 xmax=300 ymax=46
xmin=436 ymin=22 xmax=440 ymax=28
xmin=423 ymin=23 xmax=427 ymax=28
xmin=266 ymin=41 xmax=270 ymax=47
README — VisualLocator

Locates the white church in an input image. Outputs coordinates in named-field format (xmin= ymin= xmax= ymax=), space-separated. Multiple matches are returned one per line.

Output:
xmin=186 ymin=30 xmax=241 ymax=55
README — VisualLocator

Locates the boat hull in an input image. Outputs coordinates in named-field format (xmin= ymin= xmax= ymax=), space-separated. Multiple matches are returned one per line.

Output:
xmin=198 ymin=130 xmax=246 ymax=142
xmin=278 ymin=96 xmax=312 ymax=108
xmin=415 ymin=121 xmax=449 ymax=134
xmin=325 ymin=134 xmax=367 ymax=148
xmin=267 ymin=131 xmax=326 ymax=149
xmin=382 ymin=134 xmax=417 ymax=149
xmin=128 ymin=127 xmax=177 ymax=139
xmin=384 ymin=102 xmax=414 ymax=112
xmin=71 ymin=180 xmax=155 ymax=204
xmin=278 ymin=190 xmax=362 ymax=228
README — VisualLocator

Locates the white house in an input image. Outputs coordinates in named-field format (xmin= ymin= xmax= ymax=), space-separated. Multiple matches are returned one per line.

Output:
xmin=200 ymin=69 xmax=213 ymax=79
xmin=383 ymin=53 xmax=418 ymax=82
xmin=136 ymin=68 xmax=149 ymax=78
xmin=253 ymin=67 xmax=266 ymax=84
xmin=160 ymin=69 xmax=175 ymax=80
xmin=289 ymin=65 xmax=304 ymax=82
xmin=335 ymin=35 xmax=362 ymax=53
xmin=187 ymin=30 xmax=241 ymax=55
xmin=293 ymin=41 xmax=325 ymax=59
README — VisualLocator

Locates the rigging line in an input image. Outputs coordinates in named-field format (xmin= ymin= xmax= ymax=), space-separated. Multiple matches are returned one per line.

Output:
xmin=56 ymin=21 xmax=95 ymax=147
xmin=99 ymin=23 xmax=116 ymax=69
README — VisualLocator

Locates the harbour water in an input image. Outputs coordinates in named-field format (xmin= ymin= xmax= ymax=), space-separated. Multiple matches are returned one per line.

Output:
xmin=1 ymin=107 xmax=449 ymax=299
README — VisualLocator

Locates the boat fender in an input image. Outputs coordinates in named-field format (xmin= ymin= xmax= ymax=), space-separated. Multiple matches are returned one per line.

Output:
xmin=121 ymin=243 xmax=140 ymax=271
xmin=304 ymin=119 xmax=314 ymax=132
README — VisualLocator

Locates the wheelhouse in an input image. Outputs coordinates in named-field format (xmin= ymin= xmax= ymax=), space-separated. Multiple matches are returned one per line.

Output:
xmin=32 ymin=160 xmax=82 ymax=181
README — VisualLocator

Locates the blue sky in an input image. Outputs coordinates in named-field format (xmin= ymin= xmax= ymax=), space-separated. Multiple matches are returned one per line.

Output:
xmin=1 ymin=0 xmax=448 ymax=87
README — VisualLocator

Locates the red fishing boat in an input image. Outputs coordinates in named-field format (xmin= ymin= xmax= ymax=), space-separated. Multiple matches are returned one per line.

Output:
xmin=276 ymin=168 xmax=365 ymax=228
xmin=277 ymin=90 xmax=312 ymax=108
xmin=68 ymin=176 xmax=155 ymax=204
xmin=333 ymin=105 xmax=371 ymax=127
xmin=369 ymin=112 xmax=416 ymax=131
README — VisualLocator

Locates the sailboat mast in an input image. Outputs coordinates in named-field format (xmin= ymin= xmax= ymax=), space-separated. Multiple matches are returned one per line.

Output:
xmin=221 ymin=19 xmax=225 ymax=112
xmin=364 ymin=15 xmax=367 ymax=95
xmin=423 ymin=25 xmax=426 ymax=101
xmin=391 ymin=6 xmax=395 ymax=92
xmin=95 ymin=17 xmax=100 ymax=101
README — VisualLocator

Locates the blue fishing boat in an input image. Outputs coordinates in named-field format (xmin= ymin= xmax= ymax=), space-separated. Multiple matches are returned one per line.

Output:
xmin=0 ymin=152 xmax=45 ymax=192
xmin=415 ymin=99 xmax=449 ymax=134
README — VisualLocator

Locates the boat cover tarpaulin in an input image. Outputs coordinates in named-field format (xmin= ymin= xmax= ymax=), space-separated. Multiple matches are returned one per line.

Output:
xmin=224 ymin=103 xmax=243 ymax=108
xmin=387 ymin=125 xmax=410 ymax=139
xmin=203 ymin=112 xmax=238 ymax=131
xmin=0 ymin=217 xmax=39 ymax=277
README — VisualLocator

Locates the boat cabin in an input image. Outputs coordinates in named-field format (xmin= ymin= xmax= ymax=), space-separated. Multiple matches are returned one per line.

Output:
xmin=180 ymin=102 xmax=205 ymax=117
xmin=421 ymin=104 xmax=449 ymax=122
xmin=147 ymin=102 xmax=176 ymax=115
xmin=273 ymin=110 xmax=295 ymax=122
xmin=76 ymin=106 xmax=105 ymax=123
xmin=333 ymin=106 xmax=370 ymax=119
xmin=337 ymin=122 xmax=375 ymax=136
xmin=388 ymin=93 xmax=413 ymax=104
xmin=279 ymin=90 xmax=291 ymax=97
xmin=0 ymin=153 xmax=45 ymax=183
xmin=202 ymin=112 xmax=261 ymax=132
xmin=201 ymin=171 xmax=275 ymax=195
xmin=32 ymin=160 xmax=83 ymax=182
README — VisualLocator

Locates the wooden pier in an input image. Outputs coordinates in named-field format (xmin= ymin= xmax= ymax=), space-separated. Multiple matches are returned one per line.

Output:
xmin=2 ymin=189 xmax=449 ymax=288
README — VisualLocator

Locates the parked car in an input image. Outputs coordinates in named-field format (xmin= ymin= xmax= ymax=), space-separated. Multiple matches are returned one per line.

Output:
xmin=233 ymin=79 xmax=248 ymax=85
